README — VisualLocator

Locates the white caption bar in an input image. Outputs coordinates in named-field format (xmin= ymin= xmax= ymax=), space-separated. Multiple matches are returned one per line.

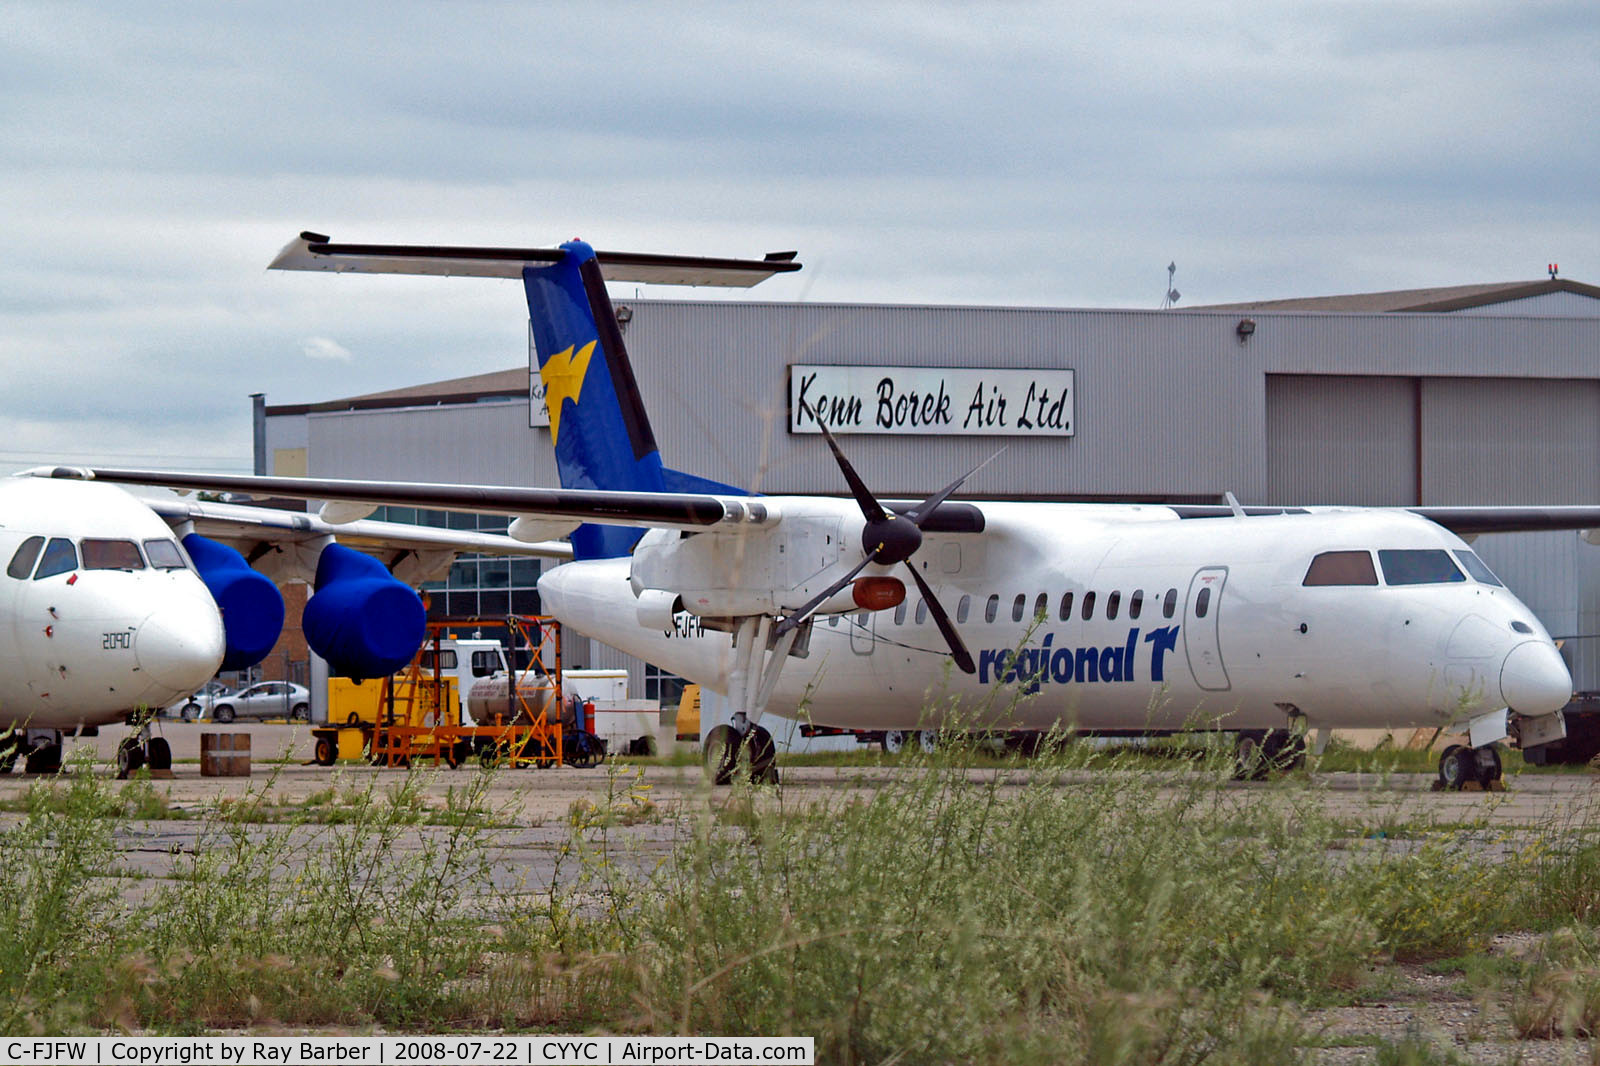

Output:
xmin=0 ymin=1037 xmax=814 ymax=1066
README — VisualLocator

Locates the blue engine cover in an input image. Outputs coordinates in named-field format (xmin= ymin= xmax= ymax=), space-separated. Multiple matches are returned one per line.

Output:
xmin=304 ymin=543 xmax=426 ymax=680
xmin=181 ymin=533 xmax=285 ymax=671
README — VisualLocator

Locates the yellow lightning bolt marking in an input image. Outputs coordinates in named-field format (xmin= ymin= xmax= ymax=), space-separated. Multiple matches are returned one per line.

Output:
xmin=540 ymin=340 xmax=596 ymax=446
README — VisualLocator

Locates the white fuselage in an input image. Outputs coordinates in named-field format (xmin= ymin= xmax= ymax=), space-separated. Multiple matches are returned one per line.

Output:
xmin=539 ymin=502 xmax=1573 ymax=733
xmin=0 ymin=478 xmax=225 ymax=732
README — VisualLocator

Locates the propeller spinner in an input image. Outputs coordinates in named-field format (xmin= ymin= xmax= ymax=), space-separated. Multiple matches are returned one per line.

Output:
xmin=775 ymin=406 xmax=1001 ymax=675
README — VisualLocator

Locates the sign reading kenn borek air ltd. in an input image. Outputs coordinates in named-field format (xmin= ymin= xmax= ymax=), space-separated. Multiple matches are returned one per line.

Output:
xmin=789 ymin=365 xmax=1075 ymax=437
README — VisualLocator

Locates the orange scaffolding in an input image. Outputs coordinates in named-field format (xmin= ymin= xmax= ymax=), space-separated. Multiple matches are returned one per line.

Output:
xmin=321 ymin=615 xmax=566 ymax=769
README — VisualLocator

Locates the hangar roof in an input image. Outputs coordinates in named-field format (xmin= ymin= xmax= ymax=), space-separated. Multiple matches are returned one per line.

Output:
xmin=1194 ymin=277 xmax=1600 ymax=313
xmin=267 ymin=367 xmax=527 ymax=416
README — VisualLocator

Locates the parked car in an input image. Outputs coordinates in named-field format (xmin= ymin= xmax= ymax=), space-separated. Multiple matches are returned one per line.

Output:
xmin=166 ymin=680 xmax=233 ymax=721
xmin=207 ymin=681 xmax=312 ymax=723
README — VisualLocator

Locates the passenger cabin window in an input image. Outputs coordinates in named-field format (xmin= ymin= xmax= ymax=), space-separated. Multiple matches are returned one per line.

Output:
xmin=915 ymin=600 xmax=928 ymax=625
xmin=1081 ymin=591 xmax=1097 ymax=620
xmin=1453 ymin=550 xmax=1504 ymax=587
xmin=7 ymin=536 xmax=44 ymax=580
xmin=1379 ymin=549 xmax=1464 ymax=586
xmin=1129 ymin=590 xmax=1144 ymax=619
xmin=34 ymin=538 xmax=77 ymax=580
xmin=957 ymin=595 xmax=970 ymax=623
xmin=985 ymin=595 xmax=999 ymax=623
xmin=1163 ymin=588 xmax=1178 ymax=618
xmin=1058 ymin=591 xmax=1074 ymax=621
xmin=1303 ymin=550 xmax=1379 ymax=586
xmin=1011 ymin=594 xmax=1026 ymax=623
xmin=1033 ymin=593 xmax=1048 ymax=622
xmin=143 ymin=539 xmax=187 ymax=570
xmin=1106 ymin=591 xmax=1121 ymax=620
xmin=81 ymin=540 xmax=145 ymax=571
xmin=1195 ymin=587 xmax=1212 ymax=618
xmin=894 ymin=600 xmax=908 ymax=625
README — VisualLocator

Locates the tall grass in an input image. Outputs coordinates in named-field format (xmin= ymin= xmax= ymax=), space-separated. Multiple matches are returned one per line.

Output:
xmin=0 ymin=739 xmax=1593 ymax=1062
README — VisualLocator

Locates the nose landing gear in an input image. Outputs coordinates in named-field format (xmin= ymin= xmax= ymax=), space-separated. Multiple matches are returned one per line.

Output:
xmin=1435 ymin=743 xmax=1503 ymax=791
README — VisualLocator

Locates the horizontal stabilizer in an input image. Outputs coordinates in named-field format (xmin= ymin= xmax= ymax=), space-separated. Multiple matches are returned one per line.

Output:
xmin=270 ymin=232 xmax=801 ymax=287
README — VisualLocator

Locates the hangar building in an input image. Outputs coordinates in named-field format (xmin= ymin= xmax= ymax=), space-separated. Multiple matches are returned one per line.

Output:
xmin=259 ymin=277 xmax=1600 ymax=713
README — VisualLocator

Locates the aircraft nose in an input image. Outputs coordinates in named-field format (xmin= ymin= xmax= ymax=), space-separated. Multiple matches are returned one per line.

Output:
xmin=137 ymin=598 xmax=226 ymax=693
xmin=1500 ymin=640 xmax=1572 ymax=715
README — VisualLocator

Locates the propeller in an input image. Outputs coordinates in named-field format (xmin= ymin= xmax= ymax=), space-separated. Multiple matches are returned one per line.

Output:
xmin=775 ymin=405 xmax=1002 ymax=675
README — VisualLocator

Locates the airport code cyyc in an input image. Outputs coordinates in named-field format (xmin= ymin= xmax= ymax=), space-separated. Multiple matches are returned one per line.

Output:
xmin=0 ymin=1038 xmax=813 ymax=1066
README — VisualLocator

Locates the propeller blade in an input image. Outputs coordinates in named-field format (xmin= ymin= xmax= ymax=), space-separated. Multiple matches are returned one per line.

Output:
xmin=905 ymin=564 xmax=975 ymax=675
xmin=903 ymin=445 xmax=1007 ymax=528
xmin=801 ymin=401 xmax=886 ymax=523
xmin=774 ymin=555 xmax=876 ymax=636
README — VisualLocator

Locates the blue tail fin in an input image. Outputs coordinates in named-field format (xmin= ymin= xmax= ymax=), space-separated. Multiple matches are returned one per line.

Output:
xmin=524 ymin=240 xmax=744 ymax=559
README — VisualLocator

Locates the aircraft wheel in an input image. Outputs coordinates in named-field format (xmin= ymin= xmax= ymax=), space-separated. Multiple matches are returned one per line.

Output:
xmin=213 ymin=705 xmax=236 ymax=724
xmin=116 ymin=739 xmax=146 ymax=779
xmin=1437 ymin=744 xmax=1472 ymax=791
xmin=917 ymin=729 xmax=939 ymax=754
xmin=25 ymin=743 xmax=61 ymax=775
xmin=1473 ymin=744 xmax=1504 ymax=789
xmin=703 ymin=724 xmax=740 ymax=785
xmin=881 ymin=730 xmax=906 ymax=754
xmin=147 ymin=737 xmax=172 ymax=772
xmin=1233 ymin=731 xmax=1268 ymax=780
xmin=745 ymin=725 xmax=776 ymax=783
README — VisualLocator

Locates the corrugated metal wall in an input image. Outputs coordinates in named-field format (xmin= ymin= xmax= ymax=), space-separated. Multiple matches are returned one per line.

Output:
xmin=1265 ymin=376 xmax=1417 ymax=505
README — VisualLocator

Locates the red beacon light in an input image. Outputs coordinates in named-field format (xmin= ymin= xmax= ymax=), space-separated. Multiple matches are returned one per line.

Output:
xmin=852 ymin=576 xmax=906 ymax=612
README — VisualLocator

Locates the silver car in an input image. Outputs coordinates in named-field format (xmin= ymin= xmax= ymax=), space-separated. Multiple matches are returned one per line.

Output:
xmin=167 ymin=680 xmax=232 ymax=720
xmin=208 ymin=681 xmax=311 ymax=723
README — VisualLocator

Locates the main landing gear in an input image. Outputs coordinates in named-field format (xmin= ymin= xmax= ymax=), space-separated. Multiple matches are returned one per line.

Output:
xmin=1435 ymin=743 xmax=1503 ymax=791
xmin=1232 ymin=728 xmax=1308 ymax=781
xmin=700 ymin=615 xmax=799 ymax=786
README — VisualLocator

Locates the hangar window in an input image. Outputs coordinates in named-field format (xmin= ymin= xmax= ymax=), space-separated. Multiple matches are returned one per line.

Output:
xmin=1129 ymin=589 xmax=1144 ymax=619
xmin=1453 ymin=550 xmax=1504 ymax=587
xmin=143 ymin=539 xmax=187 ymax=570
xmin=957 ymin=595 xmax=970 ymax=623
xmin=1303 ymin=550 xmax=1378 ymax=586
xmin=82 ymin=539 xmax=145 ymax=571
xmin=915 ymin=600 xmax=928 ymax=625
xmin=1011 ymin=594 xmax=1026 ymax=623
xmin=1081 ymin=591 xmax=1097 ymax=621
xmin=1058 ymin=591 xmax=1074 ymax=621
xmin=894 ymin=600 xmax=908 ymax=625
xmin=1033 ymin=593 xmax=1048 ymax=622
xmin=1378 ymin=549 xmax=1464 ymax=586
xmin=1163 ymin=588 xmax=1178 ymax=618
xmin=1195 ymin=587 xmax=1212 ymax=618
xmin=7 ymin=536 xmax=44 ymax=580
xmin=1106 ymin=591 xmax=1121 ymax=620
xmin=985 ymin=594 xmax=999 ymax=623
xmin=34 ymin=538 xmax=77 ymax=580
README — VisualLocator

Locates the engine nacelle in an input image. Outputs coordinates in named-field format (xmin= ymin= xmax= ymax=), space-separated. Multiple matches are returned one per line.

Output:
xmin=181 ymin=533 xmax=285 ymax=671
xmin=635 ymin=589 xmax=683 ymax=630
xmin=304 ymin=542 xmax=426 ymax=680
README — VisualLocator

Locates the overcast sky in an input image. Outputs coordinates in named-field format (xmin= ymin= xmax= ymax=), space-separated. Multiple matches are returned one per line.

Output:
xmin=2 ymin=2 xmax=1595 ymax=474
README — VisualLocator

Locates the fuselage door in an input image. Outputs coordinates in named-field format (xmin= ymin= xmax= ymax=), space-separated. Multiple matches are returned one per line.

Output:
xmin=1183 ymin=566 xmax=1231 ymax=692
xmin=850 ymin=610 xmax=875 ymax=655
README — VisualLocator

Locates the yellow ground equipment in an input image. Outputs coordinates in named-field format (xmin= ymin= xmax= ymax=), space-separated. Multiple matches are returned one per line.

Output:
xmin=312 ymin=615 xmax=564 ymax=768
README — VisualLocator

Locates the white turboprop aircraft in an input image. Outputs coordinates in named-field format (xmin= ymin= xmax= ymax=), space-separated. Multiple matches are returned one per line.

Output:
xmin=1 ymin=472 xmax=566 ymax=775
xmin=43 ymin=232 xmax=1599 ymax=789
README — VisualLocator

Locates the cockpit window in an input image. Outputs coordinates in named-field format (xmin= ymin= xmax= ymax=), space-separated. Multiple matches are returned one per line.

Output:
xmin=81 ymin=539 xmax=146 ymax=571
xmin=1379 ymin=549 xmax=1465 ymax=586
xmin=1303 ymin=550 xmax=1378 ymax=586
xmin=1452 ymin=550 xmax=1504 ymax=587
xmin=34 ymin=538 xmax=77 ymax=580
xmin=143 ymin=539 xmax=187 ymax=571
xmin=7 ymin=536 xmax=44 ymax=580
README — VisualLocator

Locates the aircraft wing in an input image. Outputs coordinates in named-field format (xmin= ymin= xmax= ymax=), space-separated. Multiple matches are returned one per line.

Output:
xmin=1171 ymin=503 xmax=1600 ymax=536
xmin=37 ymin=467 xmax=779 ymax=534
